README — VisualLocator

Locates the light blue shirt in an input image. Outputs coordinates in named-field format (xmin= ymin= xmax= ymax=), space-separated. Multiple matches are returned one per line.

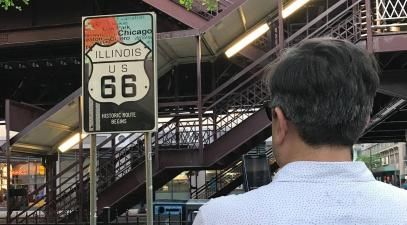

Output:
xmin=193 ymin=161 xmax=407 ymax=225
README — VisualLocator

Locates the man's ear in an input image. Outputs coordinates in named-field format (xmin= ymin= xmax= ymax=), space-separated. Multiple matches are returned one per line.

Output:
xmin=273 ymin=107 xmax=288 ymax=145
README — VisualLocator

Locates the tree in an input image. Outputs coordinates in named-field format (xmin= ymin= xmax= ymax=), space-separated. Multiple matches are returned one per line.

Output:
xmin=0 ymin=0 xmax=29 ymax=11
xmin=356 ymin=154 xmax=381 ymax=170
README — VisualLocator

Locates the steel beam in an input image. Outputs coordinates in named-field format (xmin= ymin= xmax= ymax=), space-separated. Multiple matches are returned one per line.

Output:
xmin=197 ymin=35 xmax=204 ymax=162
xmin=13 ymin=142 xmax=52 ymax=151
xmin=278 ymin=0 xmax=284 ymax=51
xmin=0 ymin=24 xmax=81 ymax=48
xmin=5 ymin=100 xmax=11 ymax=223
xmin=0 ymin=24 xmax=200 ymax=48
xmin=365 ymin=0 xmax=373 ymax=53
xmin=159 ymin=101 xmax=198 ymax=108
xmin=373 ymin=34 xmax=407 ymax=53
xmin=239 ymin=46 xmax=266 ymax=61
xmin=44 ymin=121 xmax=75 ymax=132
xmin=157 ymin=29 xmax=200 ymax=40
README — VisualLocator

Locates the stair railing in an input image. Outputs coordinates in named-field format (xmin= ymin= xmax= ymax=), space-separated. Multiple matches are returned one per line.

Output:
xmin=11 ymin=133 xmax=117 ymax=223
xmin=191 ymin=145 xmax=273 ymax=199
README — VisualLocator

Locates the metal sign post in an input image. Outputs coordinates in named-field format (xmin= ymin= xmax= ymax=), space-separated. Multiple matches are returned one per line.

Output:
xmin=90 ymin=134 xmax=97 ymax=225
xmin=82 ymin=13 xmax=157 ymax=225
xmin=144 ymin=132 xmax=153 ymax=225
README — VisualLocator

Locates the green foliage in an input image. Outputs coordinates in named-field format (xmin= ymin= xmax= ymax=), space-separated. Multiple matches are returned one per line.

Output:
xmin=179 ymin=0 xmax=193 ymax=10
xmin=202 ymin=0 xmax=218 ymax=12
xmin=0 ymin=0 xmax=29 ymax=11
xmin=356 ymin=154 xmax=381 ymax=170
xmin=179 ymin=0 xmax=218 ymax=12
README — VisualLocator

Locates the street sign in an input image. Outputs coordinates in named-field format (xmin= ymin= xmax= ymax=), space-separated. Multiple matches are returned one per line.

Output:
xmin=82 ymin=13 xmax=157 ymax=133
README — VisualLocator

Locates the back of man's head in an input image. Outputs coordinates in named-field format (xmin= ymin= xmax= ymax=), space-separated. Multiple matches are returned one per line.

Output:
xmin=266 ymin=38 xmax=380 ymax=148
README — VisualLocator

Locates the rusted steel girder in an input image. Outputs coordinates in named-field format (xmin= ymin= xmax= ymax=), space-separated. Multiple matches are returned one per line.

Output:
xmin=0 ymin=25 xmax=199 ymax=48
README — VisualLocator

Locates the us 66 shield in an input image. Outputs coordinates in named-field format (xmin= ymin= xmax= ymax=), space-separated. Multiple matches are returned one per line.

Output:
xmin=82 ymin=13 xmax=157 ymax=133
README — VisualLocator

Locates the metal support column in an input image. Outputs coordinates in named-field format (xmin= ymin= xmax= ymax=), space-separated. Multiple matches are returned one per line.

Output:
xmin=45 ymin=155 xmax=57 ymax=222
xmin=278 ymin=0 xmax=284 ymax=52
xmin=56 ymin=153 xmax=60 ymax=195
xmin=110 ymin=134 xmax=116 ymax=184
xmin=176 ymin=119 xmax=180 ymax=148
xmin=144 ymin=132 xmax=153 ymax=225
xmin=404 ymin=130 xmax=407 ymax=184
xmin=365 ymin=0 xmax=373 ymax=53
xmin=5 ymin=100 xmax=11 ymax=224
xmin=211 ymin=63 xmax=217 ymax=141
xmin=197 ymin=35 xmax=204 ymax=162
xmin=89 ymin=134 xmax=97 ymax=225
xmin=154 ymin=131 xmax=159 ymax=171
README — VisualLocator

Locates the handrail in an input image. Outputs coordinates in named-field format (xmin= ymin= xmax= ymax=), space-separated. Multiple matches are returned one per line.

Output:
xmin=14 ymin=162 xmax=92 ymax=223
xmin=303 ymin=0 xmax=362 ymax=40
xmin=191 ymin=146 xmax=273 ymax=199
xmin=11 ymin=160 xmax=80 ymax=222
xmin=192 ymin=161 xmax=242 ymax=198
xmin=364 ymin=98 xmax=407 ymax=134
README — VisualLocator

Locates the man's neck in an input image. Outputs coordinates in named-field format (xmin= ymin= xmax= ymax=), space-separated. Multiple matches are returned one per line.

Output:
xmin=288 ymin=142 xmax=352 ymax=163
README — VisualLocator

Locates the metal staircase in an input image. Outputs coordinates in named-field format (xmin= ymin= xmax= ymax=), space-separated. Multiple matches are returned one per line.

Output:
xmin=94 ymin=0 xmax=368 ymax=216
xmin=10 ymin=0 xmax=372 ymax=223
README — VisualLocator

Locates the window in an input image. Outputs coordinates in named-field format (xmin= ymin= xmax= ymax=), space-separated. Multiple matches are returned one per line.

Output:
xmin=382 ymin=156 xmax=389 ymax=165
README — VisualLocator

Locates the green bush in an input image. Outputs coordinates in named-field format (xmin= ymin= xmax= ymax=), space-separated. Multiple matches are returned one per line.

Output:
xmin=0 ymin=0 xmax=29 ymax=11
xmin=179 ymin=0 xmax=218 ymax=12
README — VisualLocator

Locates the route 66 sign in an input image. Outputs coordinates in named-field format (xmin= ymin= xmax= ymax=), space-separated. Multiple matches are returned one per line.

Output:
xmin=82 ymin=13 xmax=157 ymax=133
xmin=87 ymin=42 xmax=150 ymax=105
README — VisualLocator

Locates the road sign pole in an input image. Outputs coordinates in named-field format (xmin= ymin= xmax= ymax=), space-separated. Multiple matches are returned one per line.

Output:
xmin=90 ymin=134 xmax=97 ymax=225
xmin=144 ymin=132 xmax=153 ymax=225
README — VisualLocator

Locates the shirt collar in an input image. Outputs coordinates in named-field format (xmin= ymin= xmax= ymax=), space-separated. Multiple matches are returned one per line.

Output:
xmin=273 ymin=161 xmax=375 ymax=183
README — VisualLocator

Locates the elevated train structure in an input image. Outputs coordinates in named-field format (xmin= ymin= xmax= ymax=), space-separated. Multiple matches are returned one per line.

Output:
xmin=0 ymin=0 xmax=406 ymax=224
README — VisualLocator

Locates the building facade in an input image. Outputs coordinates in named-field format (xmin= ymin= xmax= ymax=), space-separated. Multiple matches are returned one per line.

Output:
xmin=359 ymin=142 xmax=407 ymax=186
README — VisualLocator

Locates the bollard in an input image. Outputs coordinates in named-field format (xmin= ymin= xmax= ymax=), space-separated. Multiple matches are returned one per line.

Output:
xmin=103 ymin=207 xmax=111 ymax=225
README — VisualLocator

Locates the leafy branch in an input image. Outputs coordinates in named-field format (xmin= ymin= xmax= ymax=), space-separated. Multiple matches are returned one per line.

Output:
xmin=179 ymin=0 xmax=219 ymax=12
xmin=0 ymin=0 xmax=30 ymax=11
xmin=356 ymin=154 xmax=381 ymax=170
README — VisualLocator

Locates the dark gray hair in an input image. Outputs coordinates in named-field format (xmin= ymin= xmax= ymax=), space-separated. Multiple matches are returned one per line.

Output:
xmin=265 ymin=38 xmax=380 ymax=147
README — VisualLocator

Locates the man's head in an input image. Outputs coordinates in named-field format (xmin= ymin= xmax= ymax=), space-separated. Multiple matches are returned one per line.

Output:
xmin=265 ymin=38 xmax=380 ymax=166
